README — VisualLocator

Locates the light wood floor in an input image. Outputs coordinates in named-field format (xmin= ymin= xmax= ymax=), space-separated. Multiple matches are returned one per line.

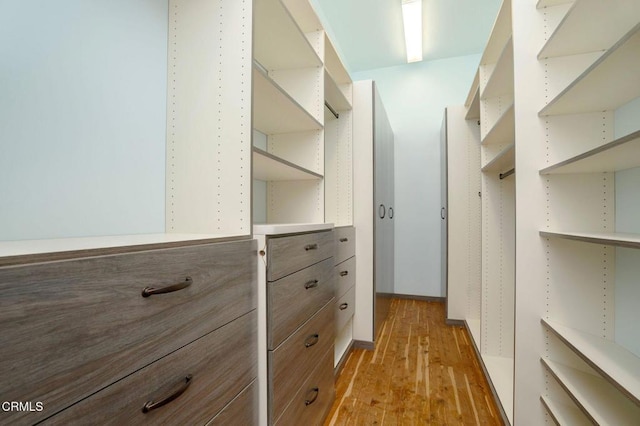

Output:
xmin=325 ymin=299 xmax=503 ymax=425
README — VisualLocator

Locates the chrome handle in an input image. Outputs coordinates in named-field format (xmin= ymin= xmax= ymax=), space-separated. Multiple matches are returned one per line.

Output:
xmin=339 ymin=303 xmax=348 ymax=310
xmin=339 ymin=271 xmax=349 ymax=277
xmin=304 ymin=334 xmax=319 ymax=348
xmin=304 ymin=279 xmax=319 ymax=289
xmin=441 ymin=207 xmax=446 ymax=220
xmin=304 ymin=244 xmax=318 ymax=251
xmin=305 ymin=387 xmax=319 ymax=406
xmin=339 ymin=237 xmax=348 ymax=243
xmin=379 ymin=204 xmax=386 ymax=219
xmin=142 ymin=277 xmax=192 ymax=298
xmin=142 ymin=374 xmax=193 ymax=413
xmin=389 ymin=207 xmax=394 ymax=219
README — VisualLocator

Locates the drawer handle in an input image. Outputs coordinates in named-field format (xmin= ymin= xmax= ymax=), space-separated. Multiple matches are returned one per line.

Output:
xmin=142 ymin=374 xmax=193 ymax=413
xmin=304 ymin=243 xmax=318 ymax=251
xmin=339 ymin=303 xmax=349 ymax=310
xmin=339 ymin=237 xmax=348 ymax=243
xmin=304 ymin=279 xmax=319 ymax=290
xmin=305 ymin=387 xmax=319 ymax=406
xmin=339 ymin=271 xmax=349 ymax=277
xmin=142 ymin=277 xmax=192 ymax=298
xmin=304 ymin=333 xmax=320 ymax=348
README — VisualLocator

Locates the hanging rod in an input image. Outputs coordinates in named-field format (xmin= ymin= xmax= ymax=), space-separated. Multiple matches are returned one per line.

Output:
xmin=324 ymin=101 xmax=339 ymax=119
xmin=500 ymin=168 xmax=515 ymax=180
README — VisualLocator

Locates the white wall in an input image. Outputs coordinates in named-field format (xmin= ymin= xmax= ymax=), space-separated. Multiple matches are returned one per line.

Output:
xmin=353 ymin=54 xmax=480 ymax=297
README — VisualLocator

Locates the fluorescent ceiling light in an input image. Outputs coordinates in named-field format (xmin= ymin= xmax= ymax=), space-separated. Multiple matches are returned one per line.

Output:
xmin=402 ymin=0 xmax=423 ymax=63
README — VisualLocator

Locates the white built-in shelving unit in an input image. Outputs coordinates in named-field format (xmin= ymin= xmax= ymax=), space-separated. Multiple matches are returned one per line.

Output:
xmin=0 ymin=0 xmax=253 ymax=265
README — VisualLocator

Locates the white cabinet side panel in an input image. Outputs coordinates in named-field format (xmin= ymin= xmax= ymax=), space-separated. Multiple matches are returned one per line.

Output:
xmin=352 ymin=80 xmax=374 ymax=343
xmin=325 ymin=111 xmax=353 ymax=227
xmin=268 ymin=130 xmax=324 ymax=175
xmin=266 ymin=180 xmax=324 ymax=224
xmin=615 ymin=96 xmax=640 ymax=137
xmin=167 ymin=0 xmax=252 ymax=235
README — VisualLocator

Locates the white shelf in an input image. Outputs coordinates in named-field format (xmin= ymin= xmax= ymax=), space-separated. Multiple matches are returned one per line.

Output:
xmin=536 ymin=0 xmax=573 ymax=8
xmin=0 ymin=233 xmax=240 ymax=262
xmin=540 ymin=395 xmax=591 ymax=426
xmin=542 ymin=319 xmax=640 ymax=404
xmin=466 ymin=318 xmax=481 ymax=348
xmin=540 ymin=230 xmax=640 ymax=249
xmin=481 ymin=37 xmax=514 ymax=100
xmin=253 ymin=147 xmax=322 ymax=181
xmin=480 ymin=0 xmax=512 ymax=66
xmin=540 ymin=130 xmax=640 ymax=174
xmin=538 ymin=0 xmax=640 ymax=59
xmin=465 ymin=88 xmax=480 ymax=121
xmin=253 ymin=222 xmax=333 ymax=235
xmin=482 ymin=104 xmax=515 ymax=146
xmin=482 ymin=144 xmax=515 ymax=173
xmin=324 ymin=34 xmax=351 ymax=85
xmin=482 ymin=355 xmax=514 ymax=424
xmin=280 ymin=0 xmax=323 ymax=34
xmin=325 ymin=70 xmax=351 ymax=112
xmin=253 ymin=0 xmax=321 ymax=71
xmin=253 ymin=65 xmax=322 ymax=135
xmin=540 ymin=25 xmax=640 ymax=116
xmin=465 ymin=71 xmax=480 ymax=107
xmin=542 ymin=359 xmax=640 ymax=425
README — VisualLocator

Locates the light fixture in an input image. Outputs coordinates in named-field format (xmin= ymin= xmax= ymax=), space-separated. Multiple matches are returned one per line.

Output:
xmin=402 ymin=0 xmax=423 ymax=63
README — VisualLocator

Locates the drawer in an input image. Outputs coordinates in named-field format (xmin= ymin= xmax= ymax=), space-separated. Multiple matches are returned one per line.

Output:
xmin=45 ymin=311 xmax=257 ymax=425
xmin=336 ymin=285 xmax=356 ymax=333
xmin=274 ymin=348 xmax=335 ymax=426
xmin=206 ymin=380 xmax=258 ymax=425
xmin=269 ymin=299 xmax=335 ymax=420
xmin=268 ymin=257 xmax=335 ymax=349
xmin=0 ymin=239 xmax=257 ymax=425
xmin=335 ymin=256 xmax=356 ymax=298
xmin=334 ymin=226 xmax=355 ymax=265
xmin=267 ymin=230 xmax=334 ymax=281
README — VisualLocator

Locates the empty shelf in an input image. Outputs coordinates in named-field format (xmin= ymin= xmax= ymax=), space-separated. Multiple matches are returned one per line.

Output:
xmin=481 ymin=37 xmax=514 ymax=100
xmin=465 ymin=88 xmax=480 ymax=120
xmin=253 ymin=66 xmax=322 ymax=135
xmin=540 ymin=395 xmax=591 ymax=426
xmin=325 ymin=70 xmax=351 ymax=111
xmin=542 ymin=358 xmax=640 ymax=425
xmin=324 ymin=34 xmax=351 ymax=85
xmin=482 ymin=104 xmax=515 ymax=146
xmin=540 ymin=130 xmax=640 ymax=174
xmin=542 ymin=319 xmax=640 ymax=404
xmin=482 ymin=355 xmax=514 ymax=424
xmin=540 ymin=230 xmax=640 ymax=249
xmin=540 ymin=24 xmax=640 ymax=116
xmin=480 ymin=0 xmax=512 ymax=66
xmin=252 ymin=147 xmax=322 ymax=181
xmin=280 ymin=0 xmax=322 ymax=34
xmin=539 ymin=0 xmax=640 ymax=59
xmin=254 ymin=0 xmax=321 ymax=70
xmin=482 ymin=144 xmax=515 ymax=173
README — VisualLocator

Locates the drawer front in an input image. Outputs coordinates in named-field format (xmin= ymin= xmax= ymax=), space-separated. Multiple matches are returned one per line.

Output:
xmin=269 ymin=299 xmax=335 ymax=420
xmin=268 ymin=257 xmax=335 ymax=349
xmin=0 ymin=239 xmax=257 ymax=425
xmin=274 ymin=348 xmax=335 ymax=426
xmin=206 ymin=380 xmax=257 ymax=426
xmin=267 ymin=230 xmax=334 ymax=281
xmin=335 ymin=256 xmax=356 ymax=299
xmin=45 ymin=311 xmax=257 ymax=425
xmin=336 ymin=285 xmax=356 ymax=333
xmin=334 ymin=226 xmax=355 ymax=265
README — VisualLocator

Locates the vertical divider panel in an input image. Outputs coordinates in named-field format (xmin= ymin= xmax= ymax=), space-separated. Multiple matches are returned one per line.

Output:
xmin=167 ymin=0 xmax=252 ymax=236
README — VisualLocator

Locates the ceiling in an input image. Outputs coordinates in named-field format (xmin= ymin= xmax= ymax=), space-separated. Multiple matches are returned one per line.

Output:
xmin=310 ymin=0 xmax=502 ymax=73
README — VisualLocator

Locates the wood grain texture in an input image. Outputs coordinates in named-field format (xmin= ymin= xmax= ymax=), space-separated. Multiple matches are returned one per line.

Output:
xmin=334 ymin=227 xmax=355 ymax=265
xmin=45 ymin=311 xmax=257 ymax=425
xmin=0 ymin=239 xmax=257 ymax=425
xmin=269 ymin=299 xmax=335 ymax=420
xmin=206 ymin=381 xmax=258 ymax=425
xmin=275 ymin=348 xmax=336 ymax=426
xmin=334 ymin=256 xmax=356 ymax=299
xmin=324 ymin=299 xmax=504 ymax=426
xmin=268 ymin=257 xmax=335 ymax=349
xmin=267 ymin=230 xmax=334 ymax=281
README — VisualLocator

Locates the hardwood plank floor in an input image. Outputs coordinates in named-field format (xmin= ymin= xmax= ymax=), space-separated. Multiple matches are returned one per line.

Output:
xmin=325 ymin=299 xmax=503 ymax=425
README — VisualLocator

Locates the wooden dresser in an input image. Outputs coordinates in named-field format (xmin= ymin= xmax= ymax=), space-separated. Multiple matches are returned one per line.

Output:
xmin=255 ymin=225 xmax=336 ymax=425
xmin=0 ymin=239 xmax=258 ymax=425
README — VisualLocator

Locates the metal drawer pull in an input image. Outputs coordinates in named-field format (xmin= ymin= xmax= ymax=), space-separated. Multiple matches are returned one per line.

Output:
xmin=142 ymin=374 xmax=193 ymax=413
xmin=305 ymin=387 xmax=319 ymax=406
xmin=339 ymin=237 xmax=348 ymax=242
xmin=304 ymin=243 xmax=318 ymax=251
xmin=339 ymin=303 xmax=349 ymax=310
xmin=339 ymin=271 xmax=349 ymax=277
xmin=304 ymin=279 xmax=319 ymax=289
xmin=142 ymin=277 xmax=193 ymax=298
xmin=304 ymin=333 xmax=320 ymax=348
